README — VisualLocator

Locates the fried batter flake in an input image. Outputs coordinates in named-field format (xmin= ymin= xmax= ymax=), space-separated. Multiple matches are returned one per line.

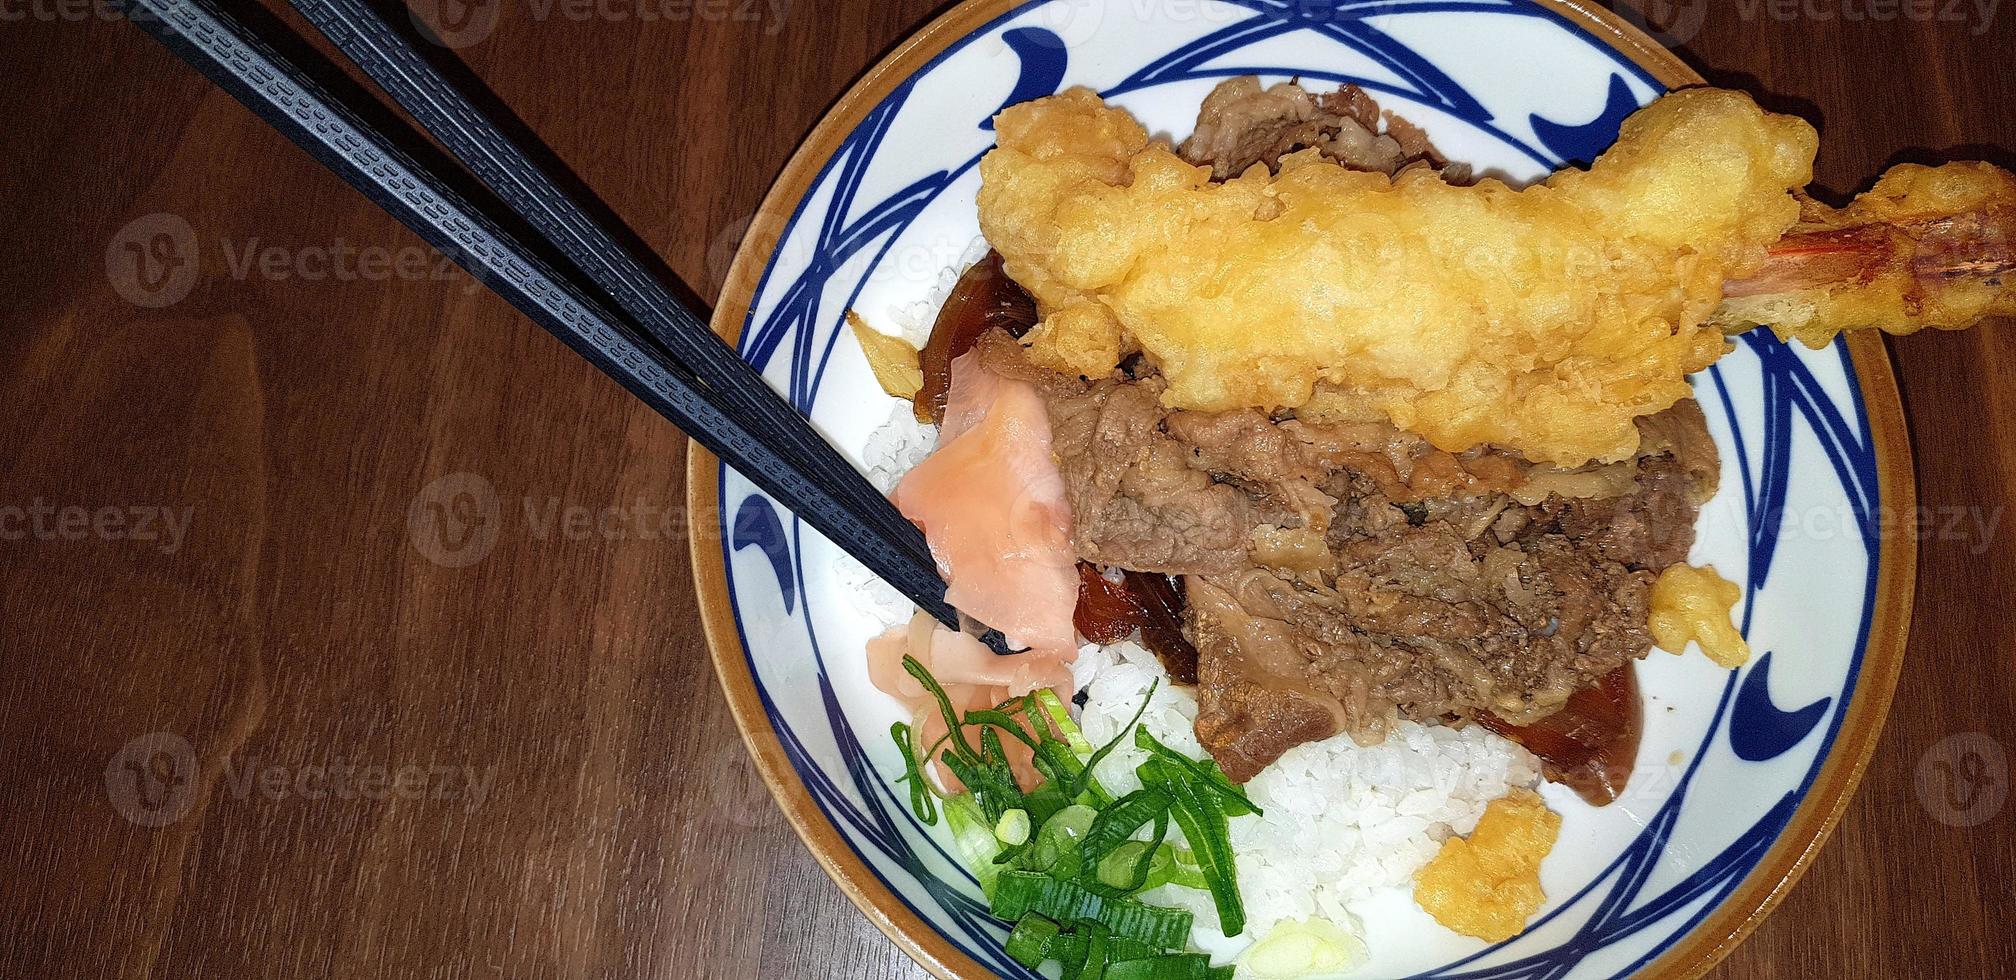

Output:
xmin=1648 ymin=562 xmax=1752 ymax=669
xmin=1414 ymin=789 xmax=1562 ymax=941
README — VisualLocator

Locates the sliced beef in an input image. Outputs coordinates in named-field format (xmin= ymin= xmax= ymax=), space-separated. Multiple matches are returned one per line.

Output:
xmin=1538 ymin=400 xmax=1719 ymax=571
xmin=1188 ymin=576 xmax=1343 ymax=782
xmin=1162 ymin=410 xmax=1337 ymax=537
xmin=1043 ymin=373 xmax=1283 ymax=576
xmin=1184 ymin=406 xmax=1718 ymax=780
xmin=1178 ymin=76 xmax=1457 ymax=181
xmin=978 ymin=328 xmax=1319 ymax=576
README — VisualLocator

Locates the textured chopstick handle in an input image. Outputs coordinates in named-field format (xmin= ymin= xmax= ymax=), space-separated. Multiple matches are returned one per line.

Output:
xmin=289 ymin=0 xmax=937 ymax=571
xmin=116 ymin=0 xmax=962 ymax=631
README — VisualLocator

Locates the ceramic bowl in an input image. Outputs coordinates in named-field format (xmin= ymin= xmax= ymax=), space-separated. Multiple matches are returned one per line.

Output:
xmin=690 ymin=2 xmax=1915 ymax=975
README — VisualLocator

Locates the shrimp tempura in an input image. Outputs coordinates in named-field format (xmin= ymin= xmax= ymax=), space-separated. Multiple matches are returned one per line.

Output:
xmin=977 ymin=86 xmax=2011 ymax=467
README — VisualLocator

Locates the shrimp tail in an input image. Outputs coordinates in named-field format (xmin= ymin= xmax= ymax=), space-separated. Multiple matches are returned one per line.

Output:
xmin=1713 ymin=160 xmax=2016 ymax=347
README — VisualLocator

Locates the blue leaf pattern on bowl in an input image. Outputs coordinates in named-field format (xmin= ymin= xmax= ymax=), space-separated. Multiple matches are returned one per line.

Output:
xmin=1530 ymin=73 xmax=1638 ymax=166
xmin=1730 ymin=653 xmax=1833 ymax=763
xmin=731 ymin=495 xmax=795 ymax=615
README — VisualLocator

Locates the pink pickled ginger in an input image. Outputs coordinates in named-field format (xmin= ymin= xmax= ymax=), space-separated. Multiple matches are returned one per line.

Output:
xmin=893 ymin=350 xmax=1079 ymax=681
xmin=867 ymin=613 xmax=1046 ymax=791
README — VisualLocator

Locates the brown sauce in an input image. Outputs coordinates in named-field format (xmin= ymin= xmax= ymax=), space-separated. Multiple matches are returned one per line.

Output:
xmin=1072 ymin=563 xmax=1200 ymax=685
xmin=1127 ymin=570 xmax=1199 ymax=685
xmin=1477 ymin=664 xmax=1642 ymax=806
xmin=913 ymin=250 xmax=1037 ymax=423
xmin=1074 ymin=563 xmax=1140 ymax=645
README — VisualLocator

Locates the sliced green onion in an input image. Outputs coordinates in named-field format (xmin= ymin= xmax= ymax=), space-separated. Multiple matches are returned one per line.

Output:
xmin=1070 ymin=680 xmax=1159 ymax=801
xmin=1021 ymin=695 xmax=1057 ymax=744
xmin=990 ymin=871 xmax=1193 ymax=950
xmin=922 ymin=728 xmax=955 ymax=765
xmin=1021 ymin=781 xmax=1069 ymax=829
xmin=1003 ymin=914 xmax=1061 ymax=969
xmin=1094 ymin=810 xmax=1167 ymax=894
xmin=942 ymin=749 xmax=1024 ymax=825
xmin=1029 ymin=739 xmax=1080 ymax=789
xmin=1080 ymin=788 xmax=1173 ymax=867
xmin=1017 ymin=696 xmax=1112 ymax=809
xmin=964 ymin=708 xmax=1040 ymax=750
xmin=1197 ymin=760 xmax=1245 ymax=802
xmin=1098 ymin=841 xmax=1148 ymax=888
xmin=1104 ymin=951 xmax=1225 ymax=975
xmin=1049 ymin=933 xmax=1088 ymax=973
xmin=902 ymin=655 xmax=977 ymax=763
xmin=942 ymin=794 xmax=1005 ymax=897
xmin=992 ymin=693 xmax=1033 ymax=714
xmin=1072 ymin=922 xmax=1109 ymax=980
xmin=1161 ymin=846 xmax=1210 ymax=891
xmin=889 ymin=722 xmax=939 ymax=825
xmin=1045 ymin=841 xmax=1086 ymax=882
xmin=1139 ymin=757 xmax=1246 ymax=936
xmin=1034 ymin=739 xmax=1113 ymax=809
xmin=1136 ymin=844 xmax=1175 ymax=893
xmin=1129 ymin=812 xmax=1172 ymax=893
xmin=995 ymin=808 xmax=1032 ymax=847
xmin=1097 ymin=898 xmax=1192 ymax=953
xmin=898 ymin=657 xmax=1255 ymax=964
xmin=1136 ymin=844 xmax=1205 ymax=893
xmin=976 ymin=725 xmax=1021 ymax=818
xmin=1048 ymin=803 xmax=1100 ymax=839
xmin=1033 ymin=688 xmax=1096 ymax=754
xmin=1105 ymin=935 xmax=1159 ymax=964
xmin=1134 ymin=727 xmax=1261 ymax=817
xmin=1102 ymin=953 xmax=1226 ymax=980
xmin=1025 ymin=804 xmax=1099 ymax=872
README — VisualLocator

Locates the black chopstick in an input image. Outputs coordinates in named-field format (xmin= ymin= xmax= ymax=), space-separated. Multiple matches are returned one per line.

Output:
xmin=288 ymin=0 xmax=938 ymax=575
xmin=118 ymin=0 xmax=992 ymax=643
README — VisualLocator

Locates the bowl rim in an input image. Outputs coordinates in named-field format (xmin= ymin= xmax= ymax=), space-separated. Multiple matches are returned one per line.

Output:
xmin=686 ymin=2 xmax=1919 ymax=976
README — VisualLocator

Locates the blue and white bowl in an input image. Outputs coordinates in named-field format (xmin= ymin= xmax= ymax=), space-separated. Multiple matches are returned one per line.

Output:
xmin=690 ymin=2 xmax=1916 ymax=976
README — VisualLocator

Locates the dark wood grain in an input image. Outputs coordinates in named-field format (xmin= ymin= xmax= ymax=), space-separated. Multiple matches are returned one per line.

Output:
xmin=1 ymin=2 xmax=2010 ymax=978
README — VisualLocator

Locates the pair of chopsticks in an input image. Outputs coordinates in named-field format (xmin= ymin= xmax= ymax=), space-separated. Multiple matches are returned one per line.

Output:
xmin=119 ymin=0 xmax=1007 ymax=648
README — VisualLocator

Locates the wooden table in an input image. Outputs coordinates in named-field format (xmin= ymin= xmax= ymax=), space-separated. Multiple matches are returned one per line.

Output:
xmin=2 ymin=2 xmax=2010 ymax=977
